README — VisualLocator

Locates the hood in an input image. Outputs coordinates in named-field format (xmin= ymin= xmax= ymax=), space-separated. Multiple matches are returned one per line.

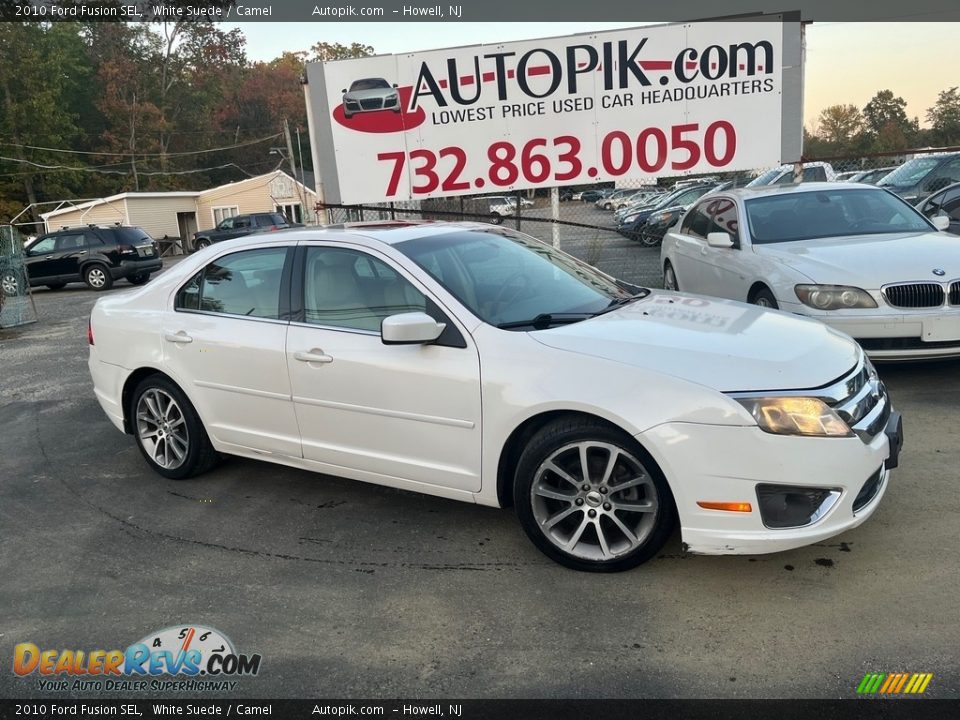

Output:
xmin=530 ymin=291 xmax=860 ymax=393
xmin=753 ymin=232 xmax=960 ymax=287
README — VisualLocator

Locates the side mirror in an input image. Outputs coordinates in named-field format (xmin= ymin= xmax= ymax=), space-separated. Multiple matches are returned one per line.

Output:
xmin=706 ymin=231 xmax=734 ymax=248
xmin=381 ymin=312 xmax=445 ymax=345
xmin=932 ymin=214 xmax=950 ymax=231
xmin=393 ymin=83 xmax=398 ymax=88
xmin=341 ymin=88 xmax=347 ymax=94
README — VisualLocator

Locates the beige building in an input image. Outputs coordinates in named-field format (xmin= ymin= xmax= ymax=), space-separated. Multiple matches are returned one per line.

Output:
xmin=40 ymin=171 xmax=317 ymax=252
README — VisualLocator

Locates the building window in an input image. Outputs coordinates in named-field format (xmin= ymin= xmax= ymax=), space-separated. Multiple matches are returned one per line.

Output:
xmin=275 ymin=203 xmax=303 ymax=224
xmin=212 ymin=206 xmax=239 ymax=226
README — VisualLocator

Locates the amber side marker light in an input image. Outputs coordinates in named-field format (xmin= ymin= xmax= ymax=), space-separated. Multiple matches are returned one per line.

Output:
xmin=697 ymin=501 xmax=753 ymax=512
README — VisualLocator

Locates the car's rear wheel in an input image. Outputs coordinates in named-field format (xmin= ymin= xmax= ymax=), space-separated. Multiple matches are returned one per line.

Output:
xmin=2 ymin=272 xmax=20 ymax=296
xmin=663 ymin=262 xmax=679 ymax=291
xmin=83 ymin=264 xmax=112 ymax=291
xmin=128 ymin=273 xmax=150 ymax=285
xmin=132 ymin=375 xmax=219 ymax=480
xmin=194 ymin=238 xmax=211 ymax=251
xmin=514 ymin=418 xmax=675 ymax=572
xmin=750 ymin=287 xmax=779 ymax=309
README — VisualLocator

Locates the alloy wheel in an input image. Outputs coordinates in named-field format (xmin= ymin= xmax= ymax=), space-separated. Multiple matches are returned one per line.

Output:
xmin=86 ymin=267 xmax=107 ymax=288
xmin=136 ymin=388 xmax=189 ymax=470
xmin=530 ymin=441 xmax=660 ymax=562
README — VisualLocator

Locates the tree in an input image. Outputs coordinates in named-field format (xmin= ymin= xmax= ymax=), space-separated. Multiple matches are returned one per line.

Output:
xmin=816 ymin=104 xmax=865 ymax=148
xmin=926 ymin=87 xmax=960 ymax=146
xmin=310 ymin=42 xmax=374 ymax=62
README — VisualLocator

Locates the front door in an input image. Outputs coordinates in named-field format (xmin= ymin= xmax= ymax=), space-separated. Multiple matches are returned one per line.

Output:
xmin=285 ymin=244 xmax=482 ymax=492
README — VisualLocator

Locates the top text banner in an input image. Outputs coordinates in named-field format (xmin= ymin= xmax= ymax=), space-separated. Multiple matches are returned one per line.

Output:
xmin=307 ymin=22 xmax=795 ymax=204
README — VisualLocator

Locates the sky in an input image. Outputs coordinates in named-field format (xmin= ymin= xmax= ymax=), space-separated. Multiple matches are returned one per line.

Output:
xmin=227 ymin=21 xmax=959 ymax=131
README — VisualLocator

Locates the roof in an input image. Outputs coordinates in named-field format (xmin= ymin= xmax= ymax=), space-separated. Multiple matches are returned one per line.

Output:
xmin=724 ymin=182 xmax=884 ymax=200
xmin=40 ymin=170 xmax=314 ymax=220
xmin=250 ymin=220 xmax=492 ymax=246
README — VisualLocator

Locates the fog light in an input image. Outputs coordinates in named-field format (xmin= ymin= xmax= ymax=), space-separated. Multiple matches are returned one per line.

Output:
xmin=755 ymin=484 xmax=841 ymax=529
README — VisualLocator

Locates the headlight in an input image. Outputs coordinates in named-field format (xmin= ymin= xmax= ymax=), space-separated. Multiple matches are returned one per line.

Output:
xmin=795 ymin=284 xmax=877 ymax=310
xmin=651 ymin=211 xmax=677 ymax=225
xmin=622 ymin=214 xmax=640 ymax=224
xmin=735 ymin=396 xmax=853 ymax=437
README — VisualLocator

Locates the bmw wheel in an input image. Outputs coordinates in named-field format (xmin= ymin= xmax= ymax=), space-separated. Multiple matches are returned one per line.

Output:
xmin=132 ymin=375 xmax=220 ymax=480
xmin=750 ymin=287 xmax=779 ymax=309
xmin=514 ymin=417 xmax=675 ymax=572
xmin=663 ymin=262 xmax=679 ymax=291
xmin=83 ymin=264 xmax=113 ymax=291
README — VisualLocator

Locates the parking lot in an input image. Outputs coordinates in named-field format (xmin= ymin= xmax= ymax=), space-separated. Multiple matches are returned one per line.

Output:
xmin=1 ymin=262 xmax=958 ymax=700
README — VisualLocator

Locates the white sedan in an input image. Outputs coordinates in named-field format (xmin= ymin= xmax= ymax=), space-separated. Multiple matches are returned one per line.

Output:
xmin=661 ymin=183 xmax=959 ymax=360
xmin=89 ymin=221 xmax=901 ymax=571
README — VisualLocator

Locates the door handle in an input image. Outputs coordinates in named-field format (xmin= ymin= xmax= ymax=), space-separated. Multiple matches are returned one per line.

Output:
xmin=294 ymin=350 xmax=333 ymax=364
xmin=164 ymin=332 xmax=193 ymax=344
xmin=44 ymin=255 xmax=53 ymax=260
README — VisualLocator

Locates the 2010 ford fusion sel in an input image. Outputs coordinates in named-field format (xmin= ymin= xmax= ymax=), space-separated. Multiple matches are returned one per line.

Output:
xmin=88 ymin=222 xmax=903 ymax=571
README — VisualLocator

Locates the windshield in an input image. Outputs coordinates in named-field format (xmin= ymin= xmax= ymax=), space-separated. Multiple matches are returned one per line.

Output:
xmin=395 ymin=228 xmax=633 ymax=328
xmin=745 ymin=188 xmax=932 ymax=244
xmin=878 ymin=157 xmax=943 ymax=187
xmin=350 ymin=78 xmax=391 ymax=91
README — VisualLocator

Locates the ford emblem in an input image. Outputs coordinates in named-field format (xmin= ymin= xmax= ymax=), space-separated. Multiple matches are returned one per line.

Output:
xmin=933 ymin=268 xmax=946 ymax=276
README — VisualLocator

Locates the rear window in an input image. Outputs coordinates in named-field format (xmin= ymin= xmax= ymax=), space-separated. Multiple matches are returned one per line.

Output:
xmin=111 ymin=227 xmax=153 ymax=244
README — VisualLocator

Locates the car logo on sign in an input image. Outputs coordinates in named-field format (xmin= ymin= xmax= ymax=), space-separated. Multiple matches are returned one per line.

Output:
xmin=933 ymin=268 xmax=946 ymax=276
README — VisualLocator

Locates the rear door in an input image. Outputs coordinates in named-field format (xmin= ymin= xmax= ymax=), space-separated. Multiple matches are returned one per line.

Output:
xmin=50 ymin=232 xmax=89 ymax=280
xmin=162 ymin=244 xmax=301 ymax=457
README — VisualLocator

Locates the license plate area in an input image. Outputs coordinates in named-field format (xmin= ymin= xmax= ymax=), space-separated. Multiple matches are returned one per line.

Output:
xmin=922 ymin=316 xmax=960 ymax=342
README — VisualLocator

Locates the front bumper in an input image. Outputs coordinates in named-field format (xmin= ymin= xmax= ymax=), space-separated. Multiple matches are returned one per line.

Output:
xmin=639 ymin=414 xmax=900 ymax=556
xmin=780 ymin=300 xmax=960 ymax=360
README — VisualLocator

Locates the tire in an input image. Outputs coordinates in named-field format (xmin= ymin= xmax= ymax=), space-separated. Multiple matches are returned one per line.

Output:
xmin=131 ymin=375 xmax=220 ymax=480
xmin=490 ymin=213 xmax=504 ymax=225
xmin=2 ymin=272 xmax=21 ymax=296
xmin=128 ymin=273 xmax=150 ymax=285
xmin=194 ymin=238 xmax=211 ymax=251
xmin=639 ymin=230 xmax=662 ymax=248
xmin=83 ymin=264 xmax=113 ymax=291
xmin=663 ymin=262 xmax=679 ymax=291
xmin=46 ymin=282 xmax=67 ymax=291
xmin=513 ymin=417 xmax=676 ymax=572
xmin=750 ymin=287 xmax=779 ymax=309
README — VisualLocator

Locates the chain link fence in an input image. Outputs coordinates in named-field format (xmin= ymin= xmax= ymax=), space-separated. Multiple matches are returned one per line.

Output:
xmin=0 ymin=224 xmax=38 ymax=328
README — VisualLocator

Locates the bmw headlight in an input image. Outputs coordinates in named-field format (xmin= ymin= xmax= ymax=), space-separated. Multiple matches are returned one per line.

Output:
xmin=734 ymin=396 xmax=853 ymax=437
xmin=795 ymin=285 xmax=877 ymax=310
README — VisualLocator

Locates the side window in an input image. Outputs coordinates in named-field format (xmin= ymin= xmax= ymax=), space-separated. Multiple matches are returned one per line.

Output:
xmin=681 ymin=202 xmax=711 ymax=238
xmin=802 ymin=166 xmax=828 ymax=182
xmin=702 ymin=197 xmax=740 ymax=244
xmin=28 ymin=236 xmax=57 ymax=254
xmin=303 ymin=247 xmax=426 ymax=332
xmin=234 ymin=217 xmax=252 ymax=229
xmin=925 ymin=159 xmax=960 ymax=192
xmin=54 ymin=233 xmax=86 ymax=251
xmin=84 ymin=231 xmax=105 ymax=246
xmin=943 ymin=188 xmax=960 ymax=220
xmin=175 ymin=247 xmax=287 ymax=319
xmin=218 ymin=217 xmax=235 ymax=230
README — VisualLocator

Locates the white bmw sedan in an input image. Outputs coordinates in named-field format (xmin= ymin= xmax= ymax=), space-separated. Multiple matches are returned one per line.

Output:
xmin=89 ymin=222 xmax=902 ymax=571
xmin=661 ymin=183 xmax=959 ymax=360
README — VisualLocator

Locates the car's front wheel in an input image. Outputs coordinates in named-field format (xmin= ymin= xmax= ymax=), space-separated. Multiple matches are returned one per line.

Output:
xmin=514 ymin=418 xmax=675 ymax=572
xmin=663 ymin=262 xmax=679 ymax=291
xmin=194 ymin=238 xmax=211 ymax=251
xmin=131 ymin=375 xmax=220 ymax=480
xmin=83 ymin=264 xmax=112 ymax=291
xmin=750 ymin=287 xmax=779 ymax=309
xmin=490 ymin=213 xmax=504 ymax=225
xmin=1 ymin=272 xmax=20 ymax=296
xmin=639 ymin=230 xmax=662 ymax=247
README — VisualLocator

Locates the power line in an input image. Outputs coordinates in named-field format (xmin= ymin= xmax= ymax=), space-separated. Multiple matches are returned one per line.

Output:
xmin=0 ymin=132 xmax=283 ymax=159
xmin=0 ymin=156 xmax=273 ymax=178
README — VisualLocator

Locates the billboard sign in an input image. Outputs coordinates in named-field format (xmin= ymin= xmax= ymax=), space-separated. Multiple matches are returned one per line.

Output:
xmin=305 ymin=20 xmax=803 ymax=204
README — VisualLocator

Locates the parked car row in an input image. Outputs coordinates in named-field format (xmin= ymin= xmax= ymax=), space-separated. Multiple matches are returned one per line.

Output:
xmin=660 ymin=182 xmax=960 ymax=361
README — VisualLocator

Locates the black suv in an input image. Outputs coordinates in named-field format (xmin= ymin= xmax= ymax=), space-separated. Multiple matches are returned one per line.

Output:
xmin=3 ymin=225 xmax=161 ymax=295
xmin=193 ymin=212 xmax=294 ymax=250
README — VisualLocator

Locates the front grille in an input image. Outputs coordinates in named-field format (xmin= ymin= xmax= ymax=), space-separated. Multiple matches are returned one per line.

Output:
xmin=950 ymin=281 xmax=960 ymax=306
xmin=858 ymin=337 xmax=960 ymax=351
xmin=883 ymin=283 xmax=944 ymax=308
xmin=853 ymin=468 xmax=884 ymax=512
xmin=825 ymin=359 xmax=888 ymax=444
xmin=359 ymin=99 xmax=383 ymax=110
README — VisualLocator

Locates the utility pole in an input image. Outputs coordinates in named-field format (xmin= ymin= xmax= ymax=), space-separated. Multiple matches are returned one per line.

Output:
xmin=284 ymin=119 xmax=308 ymax=222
